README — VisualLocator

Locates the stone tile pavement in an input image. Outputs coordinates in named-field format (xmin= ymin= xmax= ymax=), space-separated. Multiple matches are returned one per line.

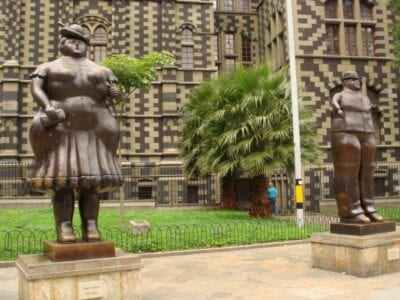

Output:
xmin=1 ymin=241 xmax=400 ymax=299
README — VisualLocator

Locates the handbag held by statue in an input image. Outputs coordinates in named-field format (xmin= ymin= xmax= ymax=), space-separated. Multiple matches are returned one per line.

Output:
xmin=40 ymin=109 xmax=66 ymax=127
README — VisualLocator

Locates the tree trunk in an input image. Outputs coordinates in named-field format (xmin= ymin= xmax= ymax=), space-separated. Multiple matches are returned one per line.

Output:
xmin=249 ymin=174 xmax=271 ymax=217
xmin=220 ymin=173 xmax=236 ymax=209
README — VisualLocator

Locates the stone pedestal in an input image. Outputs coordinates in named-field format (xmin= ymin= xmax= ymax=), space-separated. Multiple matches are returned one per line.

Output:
xmin=16 ymin=252 xmax=142 ymax=300
xmin=311 ymin=230 xmax=400 ymax=277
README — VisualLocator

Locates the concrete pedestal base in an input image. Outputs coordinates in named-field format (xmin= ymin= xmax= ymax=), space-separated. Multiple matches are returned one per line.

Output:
xmin=311 ymin=230 xmax=400 ymax=277
xmin=16 ymin=252 xmax=142 ymax=300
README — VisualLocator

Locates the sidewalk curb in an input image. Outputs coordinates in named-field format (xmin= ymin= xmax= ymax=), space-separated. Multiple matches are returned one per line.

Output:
xmin=0 ymin=239 xmax=310 ymax=267
xmin=138 ymin=239 xmax=310 ymax=259
xmin=0 ymin=261 xmax=15 ymax=268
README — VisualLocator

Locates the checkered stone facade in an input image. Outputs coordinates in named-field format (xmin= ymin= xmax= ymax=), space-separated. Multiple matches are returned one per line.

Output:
xmin=258 ymin=0 xmax=400 ymax=163
xmin=0 ymin=0 xmax=215 ymax=166
xmin=1 ymin=0 xmax=399 ymax=207
xmin=256 ymin=0 xmax=400 ymax=208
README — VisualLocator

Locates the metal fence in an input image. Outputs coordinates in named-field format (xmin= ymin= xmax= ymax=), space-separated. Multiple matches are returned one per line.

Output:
xmin=0 ymin=219 xmax=330 ymax=260
xmin=0 ymin=163 xmax=221 ymax=206
xmin=1 ymin=162 xmax=400 ymax=211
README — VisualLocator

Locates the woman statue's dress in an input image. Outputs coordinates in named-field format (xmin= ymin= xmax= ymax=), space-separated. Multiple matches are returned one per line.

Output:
xmin=27 ymin=56 xmax=123 ymax=193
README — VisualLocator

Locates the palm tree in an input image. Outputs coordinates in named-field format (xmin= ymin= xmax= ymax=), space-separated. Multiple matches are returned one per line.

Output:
xmin=180 ymin=64 xmax=319 ymax=216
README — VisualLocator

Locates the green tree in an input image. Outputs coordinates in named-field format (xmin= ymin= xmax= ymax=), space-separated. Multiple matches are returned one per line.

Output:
xmin=101 ymin=52 xmax=174 ymax=227
xmin=389 ymin=0 xmax=400 ymax=67
xmin=179 ymin=64 xmax=319 ymax=216
xmin=102 ymin=52 xmax=174 ymax=121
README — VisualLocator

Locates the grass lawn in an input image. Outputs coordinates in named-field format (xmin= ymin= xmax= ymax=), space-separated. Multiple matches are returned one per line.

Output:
xmin=0 ymin=208 xmax=328 ymax=260
xmin=5 ymin=208 xmax=400 ymax=260
xmin=1 ymin=207 xmax=399 ymax=260
xmin=0 ymin=208 xmax=285 ymax=229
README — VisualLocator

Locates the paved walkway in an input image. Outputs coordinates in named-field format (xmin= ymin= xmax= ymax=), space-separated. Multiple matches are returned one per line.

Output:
xmin=2 ymin=242 xmax=400 ymax=299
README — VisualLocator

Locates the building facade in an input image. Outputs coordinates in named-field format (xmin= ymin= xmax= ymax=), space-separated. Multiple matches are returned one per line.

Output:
xmin=0 ymin=0 xmax=399 ymax=205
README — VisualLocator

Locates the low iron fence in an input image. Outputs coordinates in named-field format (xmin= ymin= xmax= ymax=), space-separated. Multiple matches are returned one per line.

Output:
xmin=0 ymin=218 xmax=330 ymax=260
xmin=3 ymin=209 xmax=400 ymax=260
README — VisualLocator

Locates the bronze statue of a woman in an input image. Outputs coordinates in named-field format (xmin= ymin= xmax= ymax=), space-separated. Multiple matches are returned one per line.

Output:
xmin=27 ymin=24 xmax=123 ymax=243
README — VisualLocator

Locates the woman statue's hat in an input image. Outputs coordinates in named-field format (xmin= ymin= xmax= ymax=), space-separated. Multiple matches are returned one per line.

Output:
xmin=342 ymin=71 xmax=360 ymax=81
xmin=60 ymin=24 xmax=90 ymax=43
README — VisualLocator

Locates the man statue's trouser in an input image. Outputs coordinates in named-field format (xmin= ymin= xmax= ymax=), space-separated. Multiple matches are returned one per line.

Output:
xmin=331 ymin=131 xmax=377 ymax=219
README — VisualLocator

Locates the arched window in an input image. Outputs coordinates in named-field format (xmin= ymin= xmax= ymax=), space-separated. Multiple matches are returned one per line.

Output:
xmin=181 ymin=29 xmax=193 ymax=43
xmin=94 ymin=26 xmax=107 ymax=41
xmin=92 ymin=26 xmax=107 ymax=63
xmin=180 ymin=28 xmax=194 ymax=69
xmin=78 ymin=21 xmax=109 ymax=63
xmin=82 ymin=26 xmax=90 ymax=37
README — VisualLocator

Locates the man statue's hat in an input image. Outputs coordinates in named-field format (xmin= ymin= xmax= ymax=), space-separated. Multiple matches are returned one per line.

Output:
xmin=60 ymin=24 xmax=90 ymax=43
xmin=341 ymin=71 xmax=360 ymax=81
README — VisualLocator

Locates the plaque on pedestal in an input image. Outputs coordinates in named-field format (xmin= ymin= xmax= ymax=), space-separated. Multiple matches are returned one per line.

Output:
xmin=43 ymin=240 xmax=115 ymax=262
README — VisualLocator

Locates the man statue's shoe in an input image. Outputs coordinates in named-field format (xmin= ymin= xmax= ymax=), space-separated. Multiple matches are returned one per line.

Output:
xmin=340 ymin=214 xmax=371 ymax=224
xmin=82 ymin=220 xmax=100 ymax=242
xmin=366 ymin=212 xmax=384 ymax=222
xmin=57 ymin=221 xmax=76 ymax=243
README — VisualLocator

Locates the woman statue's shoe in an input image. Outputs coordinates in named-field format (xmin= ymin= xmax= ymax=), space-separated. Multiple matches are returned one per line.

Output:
xmin=57 ymin=221 xmax=76 ymax=243
xmin=82 ymin=220 xmax=100 ymax=242
xmin=366 ymin=212 xmax=384 ymax=222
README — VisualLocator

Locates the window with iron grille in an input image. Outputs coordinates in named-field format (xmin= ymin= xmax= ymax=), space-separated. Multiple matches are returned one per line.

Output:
xmin=138 ymin=186 xmax=152 ymax=200
xmin=325 ymin=0 xmax=337 ymax=18
xmin=325 ymin=24 xmax=339 ymax=54
xmin=344 ymin=25 xmax=357 ymax=55
xmin=239 ymin=0 xmax=250 ymax=12
xmin=225 ymin=33 xmax=234 ymax=55
xmin=362 ymin=26 xmax=375 ymax=56
xmin=324 ymin=0 xmax=376 ymax=56
xmin=187 ymin=185 xmax=199 ymax=203
xmin=360 ymin=1 xmax=373 ymax=20
xmin=214 ymin=34 xmax=219 ymax=62
xmin=343 ymin=0 xmax=354 ymax=19
xmin=224 ymin=0 xmax=233 ymax=11
xmin=181 ymin=46 xmax=194 ymax=69
xmin=241 ymin=36 xmax=252 ymax=62
xmin=367 ymin=87 xmax=382 ymax=144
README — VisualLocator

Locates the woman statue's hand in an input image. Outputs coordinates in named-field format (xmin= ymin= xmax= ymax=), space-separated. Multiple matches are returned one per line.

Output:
xmin=105 ymin=82 xmax=119 ymax=99
xmin=45 ymin=105 xmax=58 ymax=120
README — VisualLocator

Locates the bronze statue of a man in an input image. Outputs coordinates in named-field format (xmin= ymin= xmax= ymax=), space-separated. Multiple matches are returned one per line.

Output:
xmin=27 ymin=24 xmax=123 ymax=243
xmin=331 ymin=71 xmax=383 ymax=224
